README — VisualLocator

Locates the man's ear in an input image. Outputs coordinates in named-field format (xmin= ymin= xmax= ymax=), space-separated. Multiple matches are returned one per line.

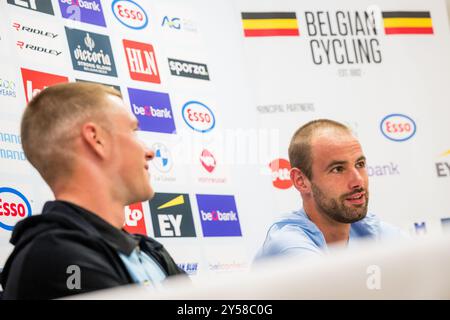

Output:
xmin=81 ymin=122 xmax=107 ymax=159
xmin=290 ymin=167 xmax=311 ymax=194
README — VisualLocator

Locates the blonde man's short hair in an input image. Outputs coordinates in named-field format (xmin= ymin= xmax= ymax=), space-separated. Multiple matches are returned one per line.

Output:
xmin=21 ymin=82 xmax=121 ymax=185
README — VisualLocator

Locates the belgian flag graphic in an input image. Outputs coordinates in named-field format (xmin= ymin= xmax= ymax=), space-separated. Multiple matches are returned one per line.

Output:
xmin=241 ymin=12 xmax=299 ymax=37
xmin=382 ymin=11 xmax=434 ymax=35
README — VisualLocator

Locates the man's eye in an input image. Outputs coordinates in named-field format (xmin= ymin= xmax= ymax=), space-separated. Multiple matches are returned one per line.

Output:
xmin=331 ymin=166 xmax=344 ymax=173
xmin=356 ymin=161 xmax=366 ymax=168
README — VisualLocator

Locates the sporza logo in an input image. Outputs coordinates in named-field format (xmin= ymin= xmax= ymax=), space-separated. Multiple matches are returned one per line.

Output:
xmin=0 ymin=187 xmax=32 ymax=231
xmin=112 ymin=0 xmax=148 ymax=30
xmin=182 ymin=101 xmax=215 ymax=133
xmin=380 ymin=114 xmax=416 ymax=142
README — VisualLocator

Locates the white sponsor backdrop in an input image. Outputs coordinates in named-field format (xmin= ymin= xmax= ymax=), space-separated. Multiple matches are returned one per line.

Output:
xmin=0 ymin=0 xmax=449 ymax=280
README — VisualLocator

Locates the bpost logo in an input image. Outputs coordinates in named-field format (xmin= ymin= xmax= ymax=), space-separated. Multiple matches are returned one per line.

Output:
xmin=58 ymin=0 xmax=107 ymax=27
xmin=200 ymin=149 xmax=216 ymax=173
xmin=7 ymin=0 xmax=54 ymax=15
xmin=151 ymin=143 xmax=173 ymax=173
xmin=380 ymin=114 xmax=416 ymax=142
xmin=123 ymin=40 xmax=160 ymax=83
xmin=65 ymin=27 xmax=117 ymax=77
xmin=149 ymin=193 xmax=196 ymax=238
xmin=128 ymin=88 xmax=176 ymax=134
xmin=269 ymin=158 xmax=292 ymax=189
xmin=0 ymin=187 xmax=32 ymax=231
xmin=112 ymin=0 xmax=148 ymax=30
xmin=196 ymin=194 xmax=242 ymax=237
xmin=168 ymin=58 xmax=209 ymax=81
xmin=21 ymin=68 xmax=68 ymax=103
xmin=0 ymin=78 xmax=17 ymax=98
xmin=435 ymin=150 xmax=450 ymax=178
xmin=182 ymin=101 xmax=216 ymax=133
xmin=123 ymin=202 xmax=147 ymax=235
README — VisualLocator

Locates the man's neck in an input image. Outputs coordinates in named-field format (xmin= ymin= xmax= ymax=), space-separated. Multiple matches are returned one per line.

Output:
xmin=303 ymin=202 xmax=351 ymax=245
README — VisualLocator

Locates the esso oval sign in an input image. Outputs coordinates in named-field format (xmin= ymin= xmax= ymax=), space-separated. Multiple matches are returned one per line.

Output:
xmin=182 ymin=101 xmax=216 ymax=133
xmin=380 ymin=114 xmax=416 ymax=142
xmin=0 ymin=187 xmax=32 ymax=231
xmin=112 ymin=0 xmax=148 ymax=30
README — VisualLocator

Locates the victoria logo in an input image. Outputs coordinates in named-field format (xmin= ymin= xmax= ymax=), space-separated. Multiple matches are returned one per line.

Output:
xmin=152 ymin=143 xmax=173 ymax=173
xmin=269 ymin=158 xmax=292 ymax=189
xmin=182 ymin=101 xmax=215 ymax=133
xmin=380 ymin=114 xmax=416 ymax=142
xmin=65 ymin=27 xmax=117 ymax=77
xmin=112 ymin=0 xmax=148 ymax=30
xmin=200 ymin=149 xmax=216 ymax=173
xmin=0 ymin=187 xmax=32 ymax=231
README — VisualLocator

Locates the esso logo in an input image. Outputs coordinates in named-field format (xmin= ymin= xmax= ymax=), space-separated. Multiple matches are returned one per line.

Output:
xmin=112 ymin=0 xmax=148 ymax=30
xmin=125 ymin=205 xmax=143 ymax=227
xmin=0 ymin=187 xmax=32 ymax=231
xmin=269 ymin=159 xmax=293 ymax=189
xmin=380 ymin=114 xmax=416 ymax=142
xmin=182 ymin=101 xmax=216 ymax=133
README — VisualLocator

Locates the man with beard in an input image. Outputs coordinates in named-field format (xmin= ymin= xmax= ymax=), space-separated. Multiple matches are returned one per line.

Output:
xmin=255 ymin=119 xmax=403 ymax=261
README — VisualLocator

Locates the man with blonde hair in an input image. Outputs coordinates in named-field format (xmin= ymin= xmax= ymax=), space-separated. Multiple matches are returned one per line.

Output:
xmin=0 ymin=83 xmax=184 ymax=299
xmin=255 ymin=119 xmax=403 ymax=261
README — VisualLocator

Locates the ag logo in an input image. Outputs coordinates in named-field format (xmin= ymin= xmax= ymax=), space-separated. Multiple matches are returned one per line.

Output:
xmin=269 ymin=158 xmax=292 ymax=189
xmin=182 ymin=101 xmax=216 ymax=133
xmin=0 ymin=187 xmax=32 ymax=231
xmin=380 ymin=114 xmax=416 ymax=142
xmin=112 ymin=0 xmax=148 ymax=30
xmin=151 ymin=143 xmax=173 ymax=173
xmin=149 ymin=193 xmax=196 ymax=238
xmin=200 ymin=149 xmax=216 ymax=173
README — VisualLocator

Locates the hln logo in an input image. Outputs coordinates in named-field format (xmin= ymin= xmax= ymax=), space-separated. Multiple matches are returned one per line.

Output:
xmin=149 ymin=193 xmax=196 ymax=238
xmin=123 ymin=39 xmax=160 ymax=83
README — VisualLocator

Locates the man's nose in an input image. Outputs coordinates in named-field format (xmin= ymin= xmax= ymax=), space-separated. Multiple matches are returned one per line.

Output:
xmin=349 ymin=168 xmax=364 ymax=189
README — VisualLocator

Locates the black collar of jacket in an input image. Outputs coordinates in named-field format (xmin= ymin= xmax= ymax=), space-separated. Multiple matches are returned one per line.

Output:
xmin=42 ymin=200 xmax=139 ymax=256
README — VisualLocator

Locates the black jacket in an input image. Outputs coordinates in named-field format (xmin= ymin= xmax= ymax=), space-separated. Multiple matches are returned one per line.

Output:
xmin=0 ymin=200 xmax=185 ymax=300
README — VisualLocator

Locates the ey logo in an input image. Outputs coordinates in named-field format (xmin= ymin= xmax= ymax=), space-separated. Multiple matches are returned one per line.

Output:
xmin=149 ymin=193 xmax=196 ymax=238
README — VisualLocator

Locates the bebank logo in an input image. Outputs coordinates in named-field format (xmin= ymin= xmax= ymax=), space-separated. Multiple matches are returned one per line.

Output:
xmin=123 ymin=40 xmax=160 ymax=83
xmin=0 ymin=187 xmax=32 ymax=231
xmin=380 ymin=114 xmax=416 ymax=142
xmin=196 ymin=194 xmax=242 ymax=237
xmin=58 ymin=0 xmax=107 ymax=27
xmin=152 ymin=143 xmax=173 ymax=173
xmin=269 ymin=158 xmax=292 ymax=189
xmin=123 ymin=202 xmax=147 ymax=235
xmin=200 ymin=149 xmax=216 ymax=173
xmin=149 ymin=193 xmax=196 ymax=238
xmin=182 ymin=101 xmax=215 ymax=133
xmin=112 ymin=0 xmax=148 ymax=30
xmin=128 ymin=88 xmax=176 ymax=134
xmin=21 ymin=68 xmax=68 ymax=103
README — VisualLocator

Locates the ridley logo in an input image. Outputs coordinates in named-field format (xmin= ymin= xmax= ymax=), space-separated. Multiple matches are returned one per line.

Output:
xmin=182 ymin=101 xmax=216 ymax=133
xmin=0 ymin=187 xmax=32 ymax=231
xmin=380 ymin=114 xmax=416 ymax=142
xmin=112 ymin=0 xmax=148 ymax=30
xmin=200 ymin=149 xmax=216 ymax=173
xmin=269 ymin=158 xmax=292 ymax=189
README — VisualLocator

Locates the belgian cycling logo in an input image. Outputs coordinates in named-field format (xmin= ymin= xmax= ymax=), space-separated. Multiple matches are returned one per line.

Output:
xmin=149 ymin=193 xmax=196 ymax=238
xmin=65 ymin=27 xmax=117 ymax=77
xmin=58 ymin=0 xmax=107 ymax=27
xmin=0 ymin=187 xmax=32 ymax=231
xmin=7 ymin=0 xmax=54 ymax=15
